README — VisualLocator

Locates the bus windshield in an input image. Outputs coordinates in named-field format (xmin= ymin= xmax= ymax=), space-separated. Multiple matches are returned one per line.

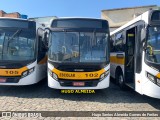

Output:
xmin=146 ymin=26 xmax=160 ymax=64
xmin=48 ymin=32 xmax=108 ymax=63
xmin=0 ymin=28 xmax=36 ymax=61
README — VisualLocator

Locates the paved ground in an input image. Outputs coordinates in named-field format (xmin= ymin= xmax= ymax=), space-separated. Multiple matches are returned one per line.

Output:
xmin=0 ymin=78 xmax=159 ymax=120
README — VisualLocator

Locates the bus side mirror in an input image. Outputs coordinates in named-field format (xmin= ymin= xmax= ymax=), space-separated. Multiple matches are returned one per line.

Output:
xmin=42 ymin=29 xmax=50 ymax=49
xmin=141 ymin=28 xmax=146 ymax=43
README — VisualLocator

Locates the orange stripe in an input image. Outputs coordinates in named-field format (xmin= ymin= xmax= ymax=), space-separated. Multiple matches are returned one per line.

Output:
xmin=0 ymin=67 xmax=28 ymax=76
xmin=38 ymin=55 xmax=48 ymax=64
xmin=110 ymin=56 xmax=125 ymax=65
xmin=156 ymin=73 xmax=160 ymax=79
xmin=52 ymin=68 xmax=105 ymax=80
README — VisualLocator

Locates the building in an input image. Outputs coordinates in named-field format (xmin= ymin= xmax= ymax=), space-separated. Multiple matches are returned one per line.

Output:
xmin=0 ymin=10 xmax=20 ymax=18
xmin=101 ymin=5 xmax=159 ymax=32
xmin=0 ymin=10 xmax=27 ymax=19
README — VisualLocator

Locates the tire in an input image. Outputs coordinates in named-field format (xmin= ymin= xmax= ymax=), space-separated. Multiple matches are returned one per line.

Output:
xmin=116 ymin=72 xmax=126 ymax=90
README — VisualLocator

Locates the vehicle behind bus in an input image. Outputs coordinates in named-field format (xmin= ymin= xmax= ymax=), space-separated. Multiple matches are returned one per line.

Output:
xmin=110 ymin=10 xmax=160 ymax=99
xmin=44 ymin=18 xmax=110 ymax=89
xmin=0 ymin=18 xmax=47 ymax=85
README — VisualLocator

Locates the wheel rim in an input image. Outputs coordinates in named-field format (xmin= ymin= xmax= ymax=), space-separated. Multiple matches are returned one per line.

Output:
xmin=118 ymin=75 xmax=123 ymax=85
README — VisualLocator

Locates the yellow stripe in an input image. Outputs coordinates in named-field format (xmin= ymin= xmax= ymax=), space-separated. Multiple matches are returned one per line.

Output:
xmin=0 ymin=67 xmax=28 ymax=76
xmin=110 ymin=56 xmax=125 ymax=65
xmin=156 ymin=73 xmax=160 ymax=79
xmin=52 ymin=68 xmax=105 ymax=80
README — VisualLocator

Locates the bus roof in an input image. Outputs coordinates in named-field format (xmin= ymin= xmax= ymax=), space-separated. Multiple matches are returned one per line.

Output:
xmin=0 ymin=17 xmax=35 ymax=29
xmin=0 ymin=17 xmax=30 ymax=21
xmin=58 ymin=17 xmax=107 ymax=20
xmin=110 ymin=10 xmax=150 ymax=35
xmin=49 ymin=17 xmax=109 ymax=29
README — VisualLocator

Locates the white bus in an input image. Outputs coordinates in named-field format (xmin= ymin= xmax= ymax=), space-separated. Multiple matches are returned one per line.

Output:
xmin=0 ymin=18 xmax=47 ymax=85
xmin=43 ymin=18 xmax=110 ymax=89
xmin=110 ymin=10 xmax=160 ymax=98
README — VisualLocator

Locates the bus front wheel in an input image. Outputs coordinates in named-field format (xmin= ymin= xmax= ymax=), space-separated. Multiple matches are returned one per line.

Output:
xmin=116 ymin=72 xmax=126 ymax=90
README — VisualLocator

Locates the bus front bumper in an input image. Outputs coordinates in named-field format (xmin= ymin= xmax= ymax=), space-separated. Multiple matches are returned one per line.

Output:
xmin=0 ymin=71 xmax=37 ymax=86
xmin=142 ymin=80 xmax=160 ymax=99
xmin=48 ymin=74 xmax=110 ymax=89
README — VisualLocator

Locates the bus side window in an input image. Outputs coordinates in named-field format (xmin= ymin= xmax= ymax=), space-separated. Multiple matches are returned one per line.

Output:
xmin=110 ymin=35 xmax=115 ymax=52
xmin=39 ymin=36 xmax=47 ymax=52
xmin=115 ymin=32 xmax=124 ymax=52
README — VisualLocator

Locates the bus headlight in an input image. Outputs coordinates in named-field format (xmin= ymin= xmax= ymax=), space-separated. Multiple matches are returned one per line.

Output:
xmin=48 ymin=69 xmax=58 ymax=80
xmin=146 ymin=72 xmax=160 ymax=87
xmin=22 ymin=67 xmax=35 ymax=78
xmin=48 ymin=69 xmax=52 ymax=76
xmin=146 ymin=72 xmax=156 ymax=83
xmin=100 ymin=70 xmax=109 ymax=81
xmin=53 ymin=73 xmax=58 ymax=80
xmin=148 ymin=74 xmax=155 ymax=81
xmin=157 ymin=79 xmax=160 ymax=86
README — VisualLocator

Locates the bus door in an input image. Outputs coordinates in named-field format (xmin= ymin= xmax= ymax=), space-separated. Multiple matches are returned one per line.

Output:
xmin=125 ymin=27 xmax=137 ymax=88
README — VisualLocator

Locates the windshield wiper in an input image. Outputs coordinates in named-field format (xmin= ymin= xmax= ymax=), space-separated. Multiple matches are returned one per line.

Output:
xmin=8 ymin=29 xmax=22 ymax=42
xmin=6 ymin=29 xmax=22 ymax=54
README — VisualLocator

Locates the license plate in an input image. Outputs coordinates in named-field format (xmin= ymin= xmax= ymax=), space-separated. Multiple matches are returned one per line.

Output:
xmin=73 ymin=82 xmax=85 ymax=86
xmin=0 ymin=78 xmax=6 ymax=83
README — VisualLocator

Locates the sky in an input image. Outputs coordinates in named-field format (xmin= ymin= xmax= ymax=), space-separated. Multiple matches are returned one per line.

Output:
xmin=0 ymin=0 xmax=160 ymax=18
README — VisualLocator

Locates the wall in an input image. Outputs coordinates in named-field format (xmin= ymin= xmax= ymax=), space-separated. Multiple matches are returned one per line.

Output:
xmin=101 ymin=5 xmax=158 ymax=32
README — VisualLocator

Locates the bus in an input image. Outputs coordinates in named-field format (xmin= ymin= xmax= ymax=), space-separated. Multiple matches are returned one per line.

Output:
xmin=110 ymin=10 xmax=160 ymax=98
xmin=0 ymin=18 xmax=47 ymax=85
xmin=44 ymin=18 xmax=110 ymax=89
